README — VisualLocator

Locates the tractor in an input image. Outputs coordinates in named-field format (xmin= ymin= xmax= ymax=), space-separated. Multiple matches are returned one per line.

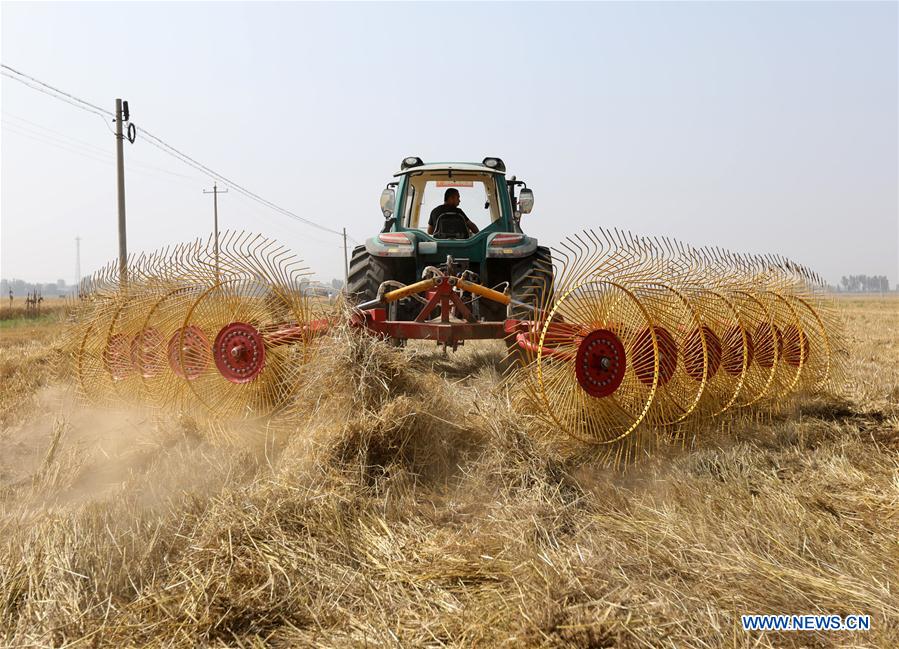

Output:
xmin=346 ymin=156 xmax=552 ymax=350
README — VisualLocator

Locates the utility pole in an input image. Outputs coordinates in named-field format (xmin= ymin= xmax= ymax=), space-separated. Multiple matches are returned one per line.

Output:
xmin=114 ymin=98 xmax=128 ymax=284
xmin=203 ymin=183 xmax=228 ymax=276
xmin=342 ymin=227 xmax=349 ymax=286
xmin=75 ymin=236 xmax=81 ymax=295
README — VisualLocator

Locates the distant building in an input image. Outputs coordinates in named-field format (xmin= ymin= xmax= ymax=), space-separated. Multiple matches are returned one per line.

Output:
xmin=1 ymin=278 xmax=76 ymax=297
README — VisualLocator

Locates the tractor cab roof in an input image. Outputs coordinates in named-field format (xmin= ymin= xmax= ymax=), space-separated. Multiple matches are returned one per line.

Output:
xmin=393 ymin=157 xmax=507 ymax=177
xmin=393 ymin=163 xmax=505 ymax=177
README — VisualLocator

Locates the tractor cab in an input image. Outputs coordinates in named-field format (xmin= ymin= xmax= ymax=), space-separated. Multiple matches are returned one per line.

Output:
xmin=383 ymin=156 xmax=533 ymax=237
xmin=360 ymin=158 xmax=538 ymax=283
xmin=348 ymin=157 xmax=551 ymax=333
xmin=392 ymin=159 xmax=514 ymax=237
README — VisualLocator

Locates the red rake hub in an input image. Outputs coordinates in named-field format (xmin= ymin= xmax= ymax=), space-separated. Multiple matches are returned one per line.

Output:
xmin=104 ymin=333 xmax=132 ymax=381
xmin=632 ymin=326 xmax=678 ymax=386
xmin=214 ymin=322 xmax=266 ymax=384
xmin=167 ymin=325 xmax=211 ymax=380
xmin=781 ymin=324 xmax=809 ymax=368
xmin=130 ymin=328 xmax=165 ymax=378
xmin=754 ymin=323 xmax=781 ymax=369
xmin=721 ymin=325 xmax=754 ymax=376
xmin=575 ymin=329 xmax=626 ymax=398
xmin=683 ymin=325 xmax=722 ymax=381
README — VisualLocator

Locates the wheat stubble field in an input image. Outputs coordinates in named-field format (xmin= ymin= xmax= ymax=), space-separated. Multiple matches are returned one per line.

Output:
xmin=0 ymin=295 xmax=896 ymax=648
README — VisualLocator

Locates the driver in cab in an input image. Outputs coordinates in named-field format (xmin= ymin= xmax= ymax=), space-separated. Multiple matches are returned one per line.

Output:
xmin=427 ymin=188 xmax=479 ymax=239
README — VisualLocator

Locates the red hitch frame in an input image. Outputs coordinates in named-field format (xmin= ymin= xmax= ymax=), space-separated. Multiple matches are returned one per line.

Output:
xmin=204 ymin=273 xmax=627 ymax=403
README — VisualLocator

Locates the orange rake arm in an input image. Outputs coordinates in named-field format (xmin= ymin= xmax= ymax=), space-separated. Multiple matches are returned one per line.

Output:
xmin=383 ymin=278 xmax=437 ymax=303
xmin=456 ymin=279 xmax=510 ymax=306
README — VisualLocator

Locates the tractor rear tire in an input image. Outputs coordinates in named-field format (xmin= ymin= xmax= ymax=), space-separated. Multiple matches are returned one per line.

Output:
xmin=508 ymin=246 xmax=554 ymax=320
xmin=346 ymin=246 xmax=417 ymax=336
xmin=499 ymin=246 xmax=554 ymax=373
xmin=347 ymin=245 xmax=388 ymax=305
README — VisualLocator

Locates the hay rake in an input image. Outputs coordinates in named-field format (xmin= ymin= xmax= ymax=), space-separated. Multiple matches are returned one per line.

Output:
xmin=507 ymin=230 xmax=843 ymax=463
xmin=61 ymin=228 xmax=844 ymax=462
xmin=64 ymin=232 xmax=315 ymax=421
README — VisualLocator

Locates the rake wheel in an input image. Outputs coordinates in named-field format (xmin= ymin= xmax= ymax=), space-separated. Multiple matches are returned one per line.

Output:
xmin=535 ymin=278 xmax=659 ymax=446
xmin=180 ymin=278 xmax=307 ymax=420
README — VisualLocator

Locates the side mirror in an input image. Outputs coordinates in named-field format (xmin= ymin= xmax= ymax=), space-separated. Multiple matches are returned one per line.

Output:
xmin=518 ymin=188 xmax=534 ymax=214
xmin=380 ymin=187 xmax=396 ymax=217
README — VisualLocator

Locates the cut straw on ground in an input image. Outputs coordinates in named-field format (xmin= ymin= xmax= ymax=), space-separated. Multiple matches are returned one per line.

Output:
xmin=0 ymin=295 xmax=896 ymax=647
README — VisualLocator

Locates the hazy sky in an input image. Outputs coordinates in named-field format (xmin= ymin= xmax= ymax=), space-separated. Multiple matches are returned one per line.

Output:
xmin=1 ymin=1 xmax=896 ymax=286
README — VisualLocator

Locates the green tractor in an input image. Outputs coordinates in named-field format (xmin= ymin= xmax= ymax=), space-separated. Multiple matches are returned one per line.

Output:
xmin=347 ymin=157 xmax=552 ymax=348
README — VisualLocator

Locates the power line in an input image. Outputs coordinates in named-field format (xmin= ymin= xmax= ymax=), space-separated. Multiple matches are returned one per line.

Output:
xmin=3 ymin=113 xmax=199 ymax=179
xmin=1 ymin=72 xmax=116 ymax=136
xmin=2 ymin=122 xmax=116 ymax=166
xmin=1 ymin=64 xmax=112 ymax=117
xmin=226 ymin=190 xmax=346 ymax=249
xmin=2 ymin=63 xmax=359 ymax=244
xmin=3 ymin=111 xmax=111 ymax=155
xmin=1 ymin=120 xmax=202 ymax=185
xmin=4 ymin=118 xmax=345 ymax=258
xmin=136 ymin=129 xmax=355 ymax=241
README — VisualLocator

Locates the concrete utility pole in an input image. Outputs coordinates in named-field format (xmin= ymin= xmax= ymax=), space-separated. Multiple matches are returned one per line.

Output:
xmin=204 ymin=183 xmax=228 ymax=276
xmin=115 ymin=98 xmax=128 ymax=283
xmin=75 ymin=236 xmax=81 ymax=294
xmin=342 ymin=227 xmax=349 ymax=286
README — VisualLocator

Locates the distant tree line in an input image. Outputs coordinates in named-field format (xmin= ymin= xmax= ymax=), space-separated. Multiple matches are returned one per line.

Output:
xmin=838 ymin=275 xmax=892 ymax=293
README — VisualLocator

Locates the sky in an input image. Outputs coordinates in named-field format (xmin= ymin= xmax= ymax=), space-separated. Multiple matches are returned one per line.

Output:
xmin=1 ymin=1 xmax=897 ymax=287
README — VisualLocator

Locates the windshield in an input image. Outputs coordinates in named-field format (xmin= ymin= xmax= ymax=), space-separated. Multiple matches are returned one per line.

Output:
xmin=401 ymin=171 xmax=503 ymax=232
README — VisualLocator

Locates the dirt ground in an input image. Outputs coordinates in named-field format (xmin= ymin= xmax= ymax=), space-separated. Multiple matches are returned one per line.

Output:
xmin=0 ymin=295 xmax=896 ymax=647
